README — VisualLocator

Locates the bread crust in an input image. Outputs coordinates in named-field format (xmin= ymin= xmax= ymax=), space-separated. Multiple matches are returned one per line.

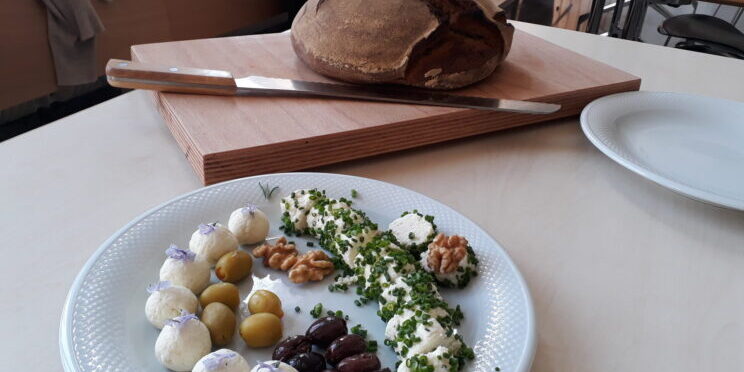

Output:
xmin=291 ymin=0 xmax=514 ymax=89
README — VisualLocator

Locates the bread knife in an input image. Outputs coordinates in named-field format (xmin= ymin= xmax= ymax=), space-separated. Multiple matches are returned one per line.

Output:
xmin=106 ymin=59 xmax=560 ymax=114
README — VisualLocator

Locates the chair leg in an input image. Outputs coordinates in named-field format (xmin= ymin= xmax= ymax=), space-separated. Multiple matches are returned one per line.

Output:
xmin=712 ymin=4 xmax=722 ymax=17
xmin=664 ymin=35 xmax=672 ymax=46
xmin=732 ymin=8 xmax=743 ymax=25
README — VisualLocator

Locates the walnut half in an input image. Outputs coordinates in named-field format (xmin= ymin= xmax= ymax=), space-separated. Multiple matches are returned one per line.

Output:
xmin=288 ymin=250 xmax=335 ymax=283
xmin=252 ymin=237 xmax=298 ymax=271
xmin=426 ymin=233 xmax=468 ymax=274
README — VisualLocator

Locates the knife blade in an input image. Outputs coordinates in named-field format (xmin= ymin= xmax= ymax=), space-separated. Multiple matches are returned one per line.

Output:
xmin=105 ymin=59 xmax=561 ymax=114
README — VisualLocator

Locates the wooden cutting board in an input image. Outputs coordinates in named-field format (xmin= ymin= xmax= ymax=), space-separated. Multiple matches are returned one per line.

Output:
xmin=131 ymin=30 xmax=640 ymax=185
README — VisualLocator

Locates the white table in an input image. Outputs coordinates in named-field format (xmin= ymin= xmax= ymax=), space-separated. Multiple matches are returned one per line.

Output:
xmin=2 ymin=22 xmax=744 ymax=372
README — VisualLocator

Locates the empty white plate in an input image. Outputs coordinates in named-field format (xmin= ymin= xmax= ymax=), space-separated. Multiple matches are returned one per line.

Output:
xmin=581 ymin=91 xmax=744 ymax=211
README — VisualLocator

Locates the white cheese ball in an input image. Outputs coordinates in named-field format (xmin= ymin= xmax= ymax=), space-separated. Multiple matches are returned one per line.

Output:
xmin=160 ymin=256 xmax=211 ymax=295
xmin=280 ymin=190 xmax=317 ymax=231
xmin=421 ymin=247 xmax=477 ymax=288
xmin=389 ymin=213 xmax=435 ymax=247
xmin=385 ymin=309 xmax=460 ymax=356
xmin=155 ymin=316 xmax=211 ymax=371
xmin=250 ymin=360 xmax=298 ymax=372
xmin=145 ymin=284 xmax=199 ymax=329
xmin=228 ymin=206 xmax=270 ymax=245
xmin=397 ymin=346 xmax=453 ymax=372
xmin=189 ymin=223 xmax=239 ymax=266
xmin=192 ymin=349 xmax=251 ymax=372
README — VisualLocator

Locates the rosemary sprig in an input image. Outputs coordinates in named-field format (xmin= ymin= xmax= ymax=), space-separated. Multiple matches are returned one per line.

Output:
xmin=258 ymin=182 xmax=279 ymax=200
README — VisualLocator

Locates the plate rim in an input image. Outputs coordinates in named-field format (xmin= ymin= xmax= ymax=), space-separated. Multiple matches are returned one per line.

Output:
xmin=580 ymin=91 xmax=744 ymax=211
xmin=59 ymin=172 xmax=536 ymax=372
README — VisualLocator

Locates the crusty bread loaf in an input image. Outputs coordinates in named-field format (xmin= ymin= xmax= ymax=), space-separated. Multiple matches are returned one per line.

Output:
xmin=290 ymin=0 xmax=514 ymax=89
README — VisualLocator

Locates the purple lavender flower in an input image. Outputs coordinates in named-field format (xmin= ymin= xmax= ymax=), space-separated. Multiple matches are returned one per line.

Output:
xmin=199 ymin=223 xmax=217 ymax=235
xmin=241 ymin=203 xmax=257 ymax=216
xmin=165 ymin=244 xmax=196 ymax=261
xmin=146 ymin=280 xmax=171 ymax=294
xmin=165 ymin=310 xmax=199 ymax=329
xmin=254 ymin=361 xmax=281 ymax=372
xmin=201 ymin=351 xmax=237 ymax=371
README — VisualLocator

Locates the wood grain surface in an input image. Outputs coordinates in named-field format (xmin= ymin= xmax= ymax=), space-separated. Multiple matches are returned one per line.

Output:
xmin=131 ymin=30 xmax=641 ymax=185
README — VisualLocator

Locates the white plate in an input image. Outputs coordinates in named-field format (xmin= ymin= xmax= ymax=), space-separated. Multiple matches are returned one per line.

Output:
xmin=59 ymin=173 xmax=535 ymax=372
xmin=581 ymin=91 xmax=744 ymax=210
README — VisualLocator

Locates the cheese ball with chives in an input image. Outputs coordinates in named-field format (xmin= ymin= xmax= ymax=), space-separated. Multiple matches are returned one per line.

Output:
xmin=154 ymin=312 xmax=211 ymax=371
xmin=144 ymin=281 xmax=199 ymax=329
xmin=159 ymin=245 xmax=211 ymax=295
xmin=228 ymin=204 xmax=270 ymax=245
xmin=189 ymin=223 xmax=239 ymax=266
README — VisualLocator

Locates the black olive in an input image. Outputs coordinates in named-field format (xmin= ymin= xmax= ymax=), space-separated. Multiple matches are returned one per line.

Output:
xmin=287 ymin=352 xmax=326 ymax=372
xmin=273 ymin=335 xmax=312 ymax=362
xmin=325 ymin=334 xmax=367 ymax=365
xmin=337 ymin=353 xmax=381 ymax=372
xmin=305 ymin=316 xmax=348 ymax=347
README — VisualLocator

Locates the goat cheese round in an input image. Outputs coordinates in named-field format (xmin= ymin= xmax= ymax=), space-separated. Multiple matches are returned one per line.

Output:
xmin=160 ymin=246 xmax=211 ymax=295
xmin=280 ymin=190 xmax=317 ymax=232
xmin=228 ymin=205 xmax=270 ymax=245
xmin=397 ymin=346 xmax=453 ymax=372
xmin=336 ymin=227 xmax=378 ymax=268
xmin=421 ymin=247 xmax=478 ymax=288
xmin=155 ymin=313 xmax=211 ymax=371
xmin=385 ymin=309 xmax=460 ymax=357
xmin=250 ymin=360 xmax=298 ymax=372
xmin=192 ymin=349 xmax=251 ymax=372
xmin=145 ymin=282 xmax=199 ymax=329
xmin=389 ymin=213 xmax=435 ymax=248
xmin=360 ymin=254 xmax=415 ymax=291
xmin=380 ymin=277 xmax=413 ymax=305
xmin=189 ymin=223 xmax=239 ymax=266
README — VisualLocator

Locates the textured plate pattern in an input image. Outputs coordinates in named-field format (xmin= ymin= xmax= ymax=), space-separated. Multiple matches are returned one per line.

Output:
xmin=60 ymin=173 xmax=535 ymax=372
xmin=582 ymin=91 xmax=744 ymax=210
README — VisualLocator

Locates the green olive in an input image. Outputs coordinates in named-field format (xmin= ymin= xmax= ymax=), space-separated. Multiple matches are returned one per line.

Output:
xmin=239 ymin=313 xmax=283 ymax=348
xmin=201 ymin=302 xmax=236 ymax=347
xmin=215 ymin=250 xmax=253 ymax=283
xmin=199 ymin=282 xmax=240 ymax=310
xmin=248 ymin=289 xmax=284 ymax=318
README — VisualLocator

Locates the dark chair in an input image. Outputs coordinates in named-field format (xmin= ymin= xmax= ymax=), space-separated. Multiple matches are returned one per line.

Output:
xmin=658 ymin=7 xmax=744 ymax=59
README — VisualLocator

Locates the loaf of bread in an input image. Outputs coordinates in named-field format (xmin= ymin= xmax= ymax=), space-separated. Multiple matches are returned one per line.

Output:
xmin=290 ymin=0 xmax=514 ymax=90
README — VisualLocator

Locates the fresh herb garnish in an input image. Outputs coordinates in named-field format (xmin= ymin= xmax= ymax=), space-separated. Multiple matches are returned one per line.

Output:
xmin=351 ymin=324 xmax=368 ymax=338
xmin=351 ymin=189 xmax=359 ymax=198
xmin=310 ymin=303 xmax=323 ymax=318
xmin=258 ymin=182 xmax=279 ymax=200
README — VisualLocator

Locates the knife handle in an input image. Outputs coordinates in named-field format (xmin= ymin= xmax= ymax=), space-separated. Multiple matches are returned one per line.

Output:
xmin=105 ymin=59 xmax=238 ymax=95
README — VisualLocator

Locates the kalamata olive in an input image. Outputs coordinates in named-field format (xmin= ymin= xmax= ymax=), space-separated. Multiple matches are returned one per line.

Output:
xmin=321 ymin=369 xmax=339 ymax=372
xmin=286 ymin=352 xmax=326 ymax=372
xmin=273 ymin=335 xmax=312 ymax=361
xmin=306 ymin=316 xmax=347 ymax=346
xmin=325 ymin=334 xmax=367 ymax=365
xmin=337 ymin=353 xmax=381 ymax=372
